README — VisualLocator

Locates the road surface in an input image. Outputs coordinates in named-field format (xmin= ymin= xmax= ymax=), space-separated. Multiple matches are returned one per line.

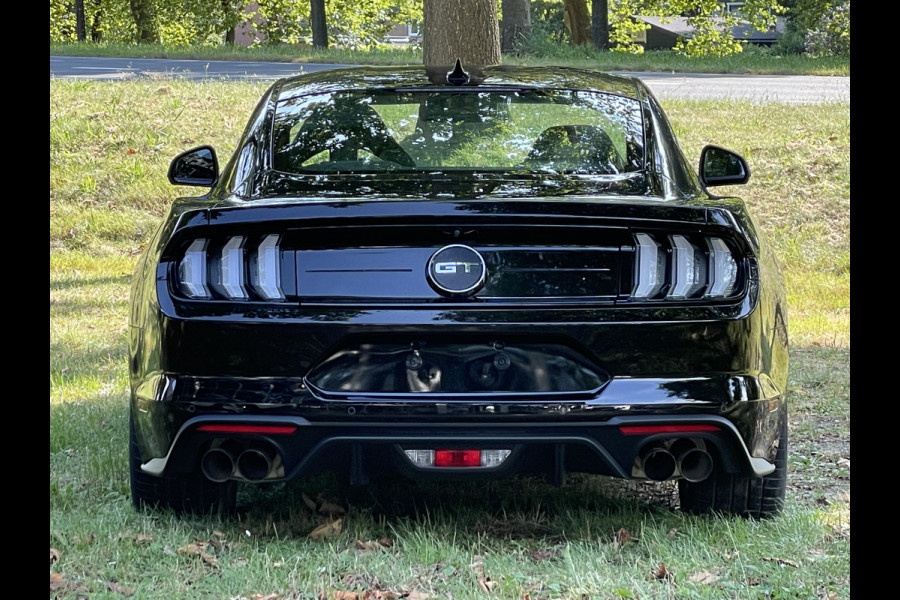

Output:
xmin=50 ymin=56 xmax=849 ymax=104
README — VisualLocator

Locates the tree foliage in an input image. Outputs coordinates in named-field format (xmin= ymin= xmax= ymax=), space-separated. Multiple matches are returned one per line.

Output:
xmin=604 ymin=0 xmax=784 ymax=56
xmin=803 ymin=1 xmax=849 ymax=57
xmin=49 ymin=0 xmax=422 ymax=48
xmin=49 ymin=1 xmax=847 ymax=59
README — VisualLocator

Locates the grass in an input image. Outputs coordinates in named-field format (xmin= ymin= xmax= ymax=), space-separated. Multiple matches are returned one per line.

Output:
xmin=50 ymin=40 xmax=851 ymax=76
xmin=50 ymin=79 xmax=849 ymax=599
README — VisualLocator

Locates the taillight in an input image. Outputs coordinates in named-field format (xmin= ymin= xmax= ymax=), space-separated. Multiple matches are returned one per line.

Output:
xmin=249 ymin=234 xmax=284 ymax=300
xmin=179 ymin=239 xmax=209 ymax=298
xmin=633 ymin=233 xmax=665 ymax=299
xmin=631 ymin=233 xmax=739 ymax=301
xmin=177 ymin=234 xmax=285 ymax=301
xmin=214 ymin=236 xmax=248 ymax=299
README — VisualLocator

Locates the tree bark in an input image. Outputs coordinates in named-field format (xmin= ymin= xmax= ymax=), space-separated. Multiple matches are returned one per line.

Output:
xmin=563 ymin=0 xmax=591 ymax=46
xmin=310 ymin=0 xmax=328 ymax=48
xmin=75 ymin=0 xmax=86 ymax=41
xmin=501 ymin=0 xmax=531 ymax=54
xmin=129 ymin=0 xmax=158 ymax=44
xmin=591 ymin=0 xmax=608 ymax=50
xmin=423 ymin=0 xmax=501 ymax=67
xmin=223 ymin=0 xmax=235 ymax=45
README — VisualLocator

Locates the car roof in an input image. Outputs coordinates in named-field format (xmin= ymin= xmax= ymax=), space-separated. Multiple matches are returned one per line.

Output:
xmin=272 ymin=64 xmax=647 ymax=103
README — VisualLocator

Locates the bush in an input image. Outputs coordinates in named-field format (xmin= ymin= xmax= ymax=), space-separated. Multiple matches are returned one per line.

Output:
xmin=804 ymin=2 xmax=850 ymax=57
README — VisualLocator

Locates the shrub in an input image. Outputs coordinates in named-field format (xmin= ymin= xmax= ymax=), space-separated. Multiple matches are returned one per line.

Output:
xmin=804 ymin=2 xmax=850 ymax=57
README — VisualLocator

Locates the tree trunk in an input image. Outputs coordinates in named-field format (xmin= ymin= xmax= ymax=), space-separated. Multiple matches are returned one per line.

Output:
xmin=129 ymin=0 xmax=158 ymax=43
xmin=310 ymin=0 xmax=328 ymax=48
xmin=75 ymin=0 xmax=86 ymax=41
xmin=423 ymin=0 xmax=501 ymax=67
xmin=591 ymin=0 xmax=608 ymax=50
xmin=563 ymin=0 xmax=591 ymax=46
xmin=223 ymin=0 xmax=235 ymax=45
xmin=90 ymin=0 xmax=103 ymax=42
xmin=501 ymin=0 xmax=531 ymax=54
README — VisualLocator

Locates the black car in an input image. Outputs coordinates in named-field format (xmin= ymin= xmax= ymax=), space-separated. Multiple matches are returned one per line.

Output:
xmin=128 ymin=62 xmax=789 ymax=518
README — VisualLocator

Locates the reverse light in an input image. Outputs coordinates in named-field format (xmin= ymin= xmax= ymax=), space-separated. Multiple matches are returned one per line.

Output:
xmin=250 ymin=234 xmax=285 ymax=300
xmin=404 ymin=448 xmax=512 ymax=468
xmin=179 ymin=239 xmax=209 ymax=298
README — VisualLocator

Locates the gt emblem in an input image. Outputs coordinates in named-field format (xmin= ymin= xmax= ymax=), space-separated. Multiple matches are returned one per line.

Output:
xmin=435 ymin=261 xmax=481 ymax=274
xmin=427 ymin=245 xmax=487 ymax=296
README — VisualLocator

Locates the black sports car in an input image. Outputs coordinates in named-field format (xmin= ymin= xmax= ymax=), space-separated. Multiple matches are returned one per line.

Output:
xmin=128 ymin=61 xmax=789 ymax=518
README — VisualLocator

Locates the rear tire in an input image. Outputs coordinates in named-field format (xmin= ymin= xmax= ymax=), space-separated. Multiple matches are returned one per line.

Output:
xmin=129 ymin=412 xmax=237 ymax=515
xmin=678 ymin=418 xmax=787 ymax=519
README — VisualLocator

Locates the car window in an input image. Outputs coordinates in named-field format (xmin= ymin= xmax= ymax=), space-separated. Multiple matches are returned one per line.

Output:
xmin=272 ymin=89 xmax=645 ymax=175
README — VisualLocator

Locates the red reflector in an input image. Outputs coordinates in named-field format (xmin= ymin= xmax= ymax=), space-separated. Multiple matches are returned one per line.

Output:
xmin=619 ymin=424 xmax=720 ymax=435
xmin=196 ymin=424 xmax=297 ymax=435
xmin=435 ymin=449 xmax=481 ymax=467
xmin=619 ymin=425 xmax=721 ymax=435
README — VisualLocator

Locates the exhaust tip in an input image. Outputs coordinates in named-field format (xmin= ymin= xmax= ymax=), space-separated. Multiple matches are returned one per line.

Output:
xmin=641 ymin=446 xmax=676 ymax=481
xmin=677 ymin=447 xmax=714 ymax=482
xmin=237 ymin=446 xmax=276 ymax=482
xmin=201 ymin=447 xmax=237 ymax=483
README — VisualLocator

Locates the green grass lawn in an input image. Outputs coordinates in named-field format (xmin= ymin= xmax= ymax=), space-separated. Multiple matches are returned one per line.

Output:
xmin=50 ymin=78 xmax=849 ymax=599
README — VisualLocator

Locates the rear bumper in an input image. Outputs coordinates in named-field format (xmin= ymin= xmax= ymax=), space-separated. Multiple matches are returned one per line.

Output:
xmin=136 ymin=397 xmax=783 ymax=486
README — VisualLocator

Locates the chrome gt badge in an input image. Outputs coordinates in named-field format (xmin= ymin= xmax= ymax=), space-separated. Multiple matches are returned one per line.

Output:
xmin=427 ymin=244 xmax=487 ymax=297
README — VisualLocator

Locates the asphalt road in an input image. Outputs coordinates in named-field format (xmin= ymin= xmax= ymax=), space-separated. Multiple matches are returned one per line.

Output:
xmin=50 ymin=55 xmax=849 ymax=104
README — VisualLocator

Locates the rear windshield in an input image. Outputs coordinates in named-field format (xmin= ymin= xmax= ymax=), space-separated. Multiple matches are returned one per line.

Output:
xmin=272 ymin=89 xmax=645 ymax=176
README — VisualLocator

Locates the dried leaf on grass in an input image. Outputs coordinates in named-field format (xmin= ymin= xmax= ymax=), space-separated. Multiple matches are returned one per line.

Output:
xmin=477 ymin=576 xmax=498 ymax=592
xmin=309 ymin=518 xmax=343 ymax=540
xmin=50 ymin=548 xmax=60 ymax=564
xmin=362 ymin=591 xmax=401 ymax=599
xmin=353 ymin=539 xmax=388 ymax=552
xmin=762 ymin=557 xmax=800 ymax=568
xmin=177 ymin=541 xmax=220 ymax=569
xmin=323 ymin=590 xmax=405 ymax=600
xmin=614 ymin=527 xmax=633 ymax=546
xmin=303 ymin=492 xmax=347 ymax=516
xmin=470 ymin=554 xmax=498 ymax=592
xmin=687 ymin=570 xmax=719 ymax=584
xmin=652 ymin=563 xmax=675 ymax=582
xmin=49 ymin=572 xmax=66 ymax=592
xmin=50 ymin=572 xmax=83 ymax=594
